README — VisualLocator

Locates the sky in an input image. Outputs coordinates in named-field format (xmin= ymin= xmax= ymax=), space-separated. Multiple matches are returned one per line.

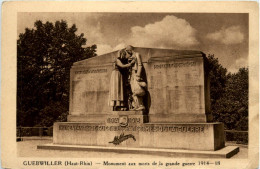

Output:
xmin=18 ymin=13 xmax=248 ymax=73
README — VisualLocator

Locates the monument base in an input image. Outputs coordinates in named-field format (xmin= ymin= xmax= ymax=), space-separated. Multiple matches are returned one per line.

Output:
xmin=52 ymin=122 xmax=225 ymax=151
xmin=37 ymin=144 xmax=239 ymax=158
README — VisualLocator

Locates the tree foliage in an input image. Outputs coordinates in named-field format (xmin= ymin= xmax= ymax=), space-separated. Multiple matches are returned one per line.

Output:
xmin=17 ymin=20 xmax=96 ymax=127
xmin=207 ymin=54 xmax=248 ymax=131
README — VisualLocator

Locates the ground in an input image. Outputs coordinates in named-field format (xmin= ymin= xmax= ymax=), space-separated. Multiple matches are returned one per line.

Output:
xmin=17 ymin=137 xmax=247 ymax=159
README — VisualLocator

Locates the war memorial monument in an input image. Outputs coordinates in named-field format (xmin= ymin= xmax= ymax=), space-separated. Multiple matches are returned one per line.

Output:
xmin=38 ymin=46 xmax=239 ymax=158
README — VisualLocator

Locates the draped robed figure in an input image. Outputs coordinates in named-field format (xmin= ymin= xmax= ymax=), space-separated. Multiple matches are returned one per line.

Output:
xmin=109 ymin=50 xmax=135 ymax=111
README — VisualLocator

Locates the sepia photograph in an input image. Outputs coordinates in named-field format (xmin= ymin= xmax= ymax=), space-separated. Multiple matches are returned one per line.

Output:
xmin=1 ymin=1 xmax=259 ymax=169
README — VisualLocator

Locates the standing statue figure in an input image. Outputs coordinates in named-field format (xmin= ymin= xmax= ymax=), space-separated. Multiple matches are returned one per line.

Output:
xmin=125 ymin=45 xmax=147 ymax=111
xmin=109 ymin=49 xmax=135 ymax=111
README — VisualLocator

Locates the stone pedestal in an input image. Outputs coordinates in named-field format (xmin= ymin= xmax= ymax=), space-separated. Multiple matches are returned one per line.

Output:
xmin=39 ymin=118 xmax=239 ymax=158
xmin=53 ymin=122 xmax=224 ymax=151
xmin=53 ymin=111 xmax=225 ymax=151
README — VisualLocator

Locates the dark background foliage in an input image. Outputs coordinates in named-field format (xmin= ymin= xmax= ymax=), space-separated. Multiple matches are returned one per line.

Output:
xmin=207 ymin=54 xmax=248 ymax=131
xmin=17 ymin=20 xmax=248 ymax=132
xmin=17 ymin=20 xmax=97 ymax=127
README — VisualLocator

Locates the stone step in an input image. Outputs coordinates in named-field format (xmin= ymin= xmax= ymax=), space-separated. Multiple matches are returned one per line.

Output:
xmin=37 ymin=144 xmax=239 ymax=158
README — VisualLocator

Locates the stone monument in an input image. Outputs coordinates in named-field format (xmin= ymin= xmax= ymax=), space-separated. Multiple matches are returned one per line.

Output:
xmin=38 ymin=47 xmax=239 ymax=158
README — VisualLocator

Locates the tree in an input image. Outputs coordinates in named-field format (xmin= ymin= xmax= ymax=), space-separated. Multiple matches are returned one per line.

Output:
xmin=17 ymin=20 xmax=97 ymax=127
xmin=207 ymin=54 xmax=248 ymax=131
xmin=213 ymin=68 xmax=248 ymax=130
xmin=207 ymin=54 xmax=228 ymax=120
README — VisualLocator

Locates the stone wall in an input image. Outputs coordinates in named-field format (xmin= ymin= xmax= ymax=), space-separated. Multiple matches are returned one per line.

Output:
xmin=68 ymin=48 xmax=212 ymax=123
